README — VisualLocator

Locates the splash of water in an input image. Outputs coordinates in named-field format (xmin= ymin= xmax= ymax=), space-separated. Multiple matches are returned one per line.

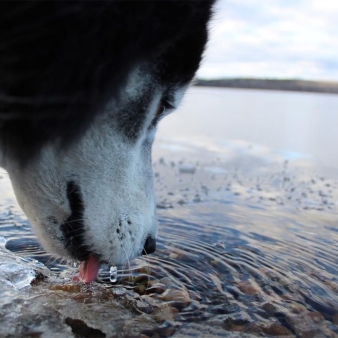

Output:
xmin=109 ymin=266 xmax=117 ymax=283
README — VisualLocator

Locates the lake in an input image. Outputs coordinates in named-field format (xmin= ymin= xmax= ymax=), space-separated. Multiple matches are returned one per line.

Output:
xmin=1 ymin=87 xmax=338 ymax=337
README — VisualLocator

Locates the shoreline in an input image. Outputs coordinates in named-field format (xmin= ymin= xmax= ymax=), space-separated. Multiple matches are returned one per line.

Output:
xmin=194 ymin=78 xmax=338 ymax=94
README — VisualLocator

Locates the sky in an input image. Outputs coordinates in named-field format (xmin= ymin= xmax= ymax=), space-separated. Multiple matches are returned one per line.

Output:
xmin=197 ymin=0 xmax=338 ymax=81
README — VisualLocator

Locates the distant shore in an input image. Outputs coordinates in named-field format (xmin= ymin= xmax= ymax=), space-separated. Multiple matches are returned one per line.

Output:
xmin=194 ymin=78 xmax=338 ymax=94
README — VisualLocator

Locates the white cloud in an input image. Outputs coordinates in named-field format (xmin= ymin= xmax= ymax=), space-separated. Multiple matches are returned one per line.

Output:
xmin=198 ymin=0 xmax=338 ymax=81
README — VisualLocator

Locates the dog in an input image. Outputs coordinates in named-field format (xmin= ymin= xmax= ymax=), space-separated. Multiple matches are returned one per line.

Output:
xmin=0 ymin=1 xmax=215 ymax=282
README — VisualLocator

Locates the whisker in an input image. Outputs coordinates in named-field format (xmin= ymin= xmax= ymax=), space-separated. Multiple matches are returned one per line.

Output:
xmin=63 ymin=218 xmax=86 ymax=224
xmin=120 ymin=243 xmax=133 ymax=285
xmin=62 ymin=227 xmax=85 ymax=235
xmin=140 ymin=254 xmax=151 ymax=288
xmin=45 ymin=254 xmax=62 ymax=268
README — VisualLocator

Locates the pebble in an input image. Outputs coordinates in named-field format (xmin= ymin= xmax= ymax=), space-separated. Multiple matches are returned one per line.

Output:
xmin=262 ymin=302 xmax=278 ymax=313
xmin=133 ymin=298 xmax=154 ymax=314
xmin=152 ymin=305 xmax=179 ymax=322
xmin=289 ymin=302 xmax=308 ymax=314
xmin=286 ymin=313 xmax=322 ymax=338
xmin=236 ymin=280 xmax=259 ymax=296
xmin=146 ymin=283 xmax=166 ymax=295
xmin=223 ymin=318 xmax=250 ymax=332
xmin=49 ymin=283 xmax=82 ymax=293
xmin=135 ymin=284 xmax=146 ymax=295
xmin=142 ymin=322 xmax=175 ymax=338
xmin=158 ymin=288 xmax=191 ymax=309
xmin=179 ymin=165 xmax=196 ymax=174
xmin=112 ymin=287 xmax=126 ymax=296
xmin=307 ymin=311 xmax=325 ymax=324
xmin=333 ymin=313 xmax=338 ymax=325
xmin=260 ymin=323 xmax=293 ymax=336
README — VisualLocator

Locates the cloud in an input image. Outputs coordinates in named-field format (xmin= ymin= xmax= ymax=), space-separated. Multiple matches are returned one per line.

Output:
xmin=198 ymin=0 xmax=338 ymax=81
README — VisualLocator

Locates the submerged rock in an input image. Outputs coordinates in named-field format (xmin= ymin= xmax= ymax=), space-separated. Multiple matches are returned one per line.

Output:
xmin=0 ymin=243 xmax=159 ymax=337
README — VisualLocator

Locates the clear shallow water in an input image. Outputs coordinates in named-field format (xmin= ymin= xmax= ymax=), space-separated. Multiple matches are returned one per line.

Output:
xmin=1 ymin=87 xmax=338 ymax=337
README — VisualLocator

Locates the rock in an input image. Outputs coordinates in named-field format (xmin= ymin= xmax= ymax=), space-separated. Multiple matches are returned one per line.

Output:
xmin=65 ymin=317 xmax=105 ymax=337
xmin=262 ymin=302 xmax=278 ymax=313
xmin=223 ymin=318 xmax=250 ymax=332
xmin=289 ymin=302 xmax=308 ymax=314
xmin=307 ymin=311 xmax=325 ymax=324
xmin=286 ymin=313 xmax=322 ymax=338
xmin=146 ymin=283 xmax=166 ymax=295
xmin=333 ymin=313 xmax=338 ymax=325
xmin=158 ymin=288 xmax=191 ymax=309
xmin=143 ymin=322 xmax=176 ymax=338
xmin=179 ymin=165 xmax=196 ymax=174
xmin=152 ymin=305 xmax=179 ymax=322
xmin=49 ymin=283 xmax=82 ymax=293
xmin=236 ymin=280 xmax=259 ymax=296
xmin=188 ymin=290 xmax=202 ymax=301
xmin=260 ymin=323 xmax=294 ymax=336
xmin=0 ymin=244 xmax=158 ymax=337
xmin=135 ymin=284 xmax=147 ymax=295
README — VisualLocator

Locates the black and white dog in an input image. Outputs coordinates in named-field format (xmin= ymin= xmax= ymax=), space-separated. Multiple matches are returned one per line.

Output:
xmin=0 ymin=1 xmax=215 ymax=282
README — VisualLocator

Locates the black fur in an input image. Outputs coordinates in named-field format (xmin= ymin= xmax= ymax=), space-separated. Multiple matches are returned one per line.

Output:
xmin=60 ymin=181 xmax=89 ymax=261
xmin=0 ymin=1 xmax=215 ymax=164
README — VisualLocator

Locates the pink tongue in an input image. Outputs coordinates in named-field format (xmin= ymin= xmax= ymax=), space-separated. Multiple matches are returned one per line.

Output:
xmin=78 ymin=256 xmax=100 ymax=283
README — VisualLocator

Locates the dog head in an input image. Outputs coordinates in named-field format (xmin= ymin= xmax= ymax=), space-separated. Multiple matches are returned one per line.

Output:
xmin=0 ymin=2 xmax=215 ymax=281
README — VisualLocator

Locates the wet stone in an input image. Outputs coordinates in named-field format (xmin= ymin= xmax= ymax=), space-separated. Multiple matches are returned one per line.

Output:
xmin=146 ymin=283 xmax=166 ymax=295
xmin=0 ymin=248 xmax=159 ymax=338
xmin=260 ymin=323 xmax=294 ymax=336
xmin=179 ymin=165 xmax=196 ymax=174
xmin=134 ymin=299 xmax=154 ymax=314
xmin=286 ymin=313 xmax=323 ymax=338
xmin=333 ymin=313 xmax=338 ymax=325
xmin=210 ymin=303 xmax=232 ymax=315
xmin=236 ymin=280 xmax=259 ymax=296
xmin=124 ymin=293 xmax=155 ymax=315
xmin=289 ymin=302 xmax=308 ymax=314
xmin=135 ymin=284 xmax=147 ymax=295
xmin=188 ymin=290 xmax=202 ymax=302
xmin=223 ymin=317 xmax=251 ymax=332
xmin=158 ymin=288 xmax=191 ymax=309
xmin=262 ymin=302 xmax=278 ymax=314
xmin=65 ymin=317 xmax=106 ymax=338
xmin=142 ymin=322 xmax=176 ymax=338
xmin=307 ymin=311 xmax=325 ymax=324
xmin=152 ymin=305 xmax=179 ymax=322
xmin=49 ymin=283 xmax=82 ymax=293
xmin=111 ymin=287 xmax=126 ymax=296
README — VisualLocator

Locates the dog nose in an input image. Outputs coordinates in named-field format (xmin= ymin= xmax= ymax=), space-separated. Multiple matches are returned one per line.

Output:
xmin=142 ymin=236 xmax=156 ymax=255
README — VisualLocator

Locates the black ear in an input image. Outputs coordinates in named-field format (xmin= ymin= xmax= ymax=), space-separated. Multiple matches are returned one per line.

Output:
xmin=0 ymin=1 xmax=216 ymax=165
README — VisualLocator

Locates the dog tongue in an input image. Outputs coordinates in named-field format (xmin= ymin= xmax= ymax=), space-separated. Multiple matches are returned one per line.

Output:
xmin=78 ymin=256 xmax=100 ymax=283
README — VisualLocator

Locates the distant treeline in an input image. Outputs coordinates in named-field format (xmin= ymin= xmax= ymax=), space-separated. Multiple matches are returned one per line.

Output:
xmin=194 ymin=78 xmax=338 ymax=94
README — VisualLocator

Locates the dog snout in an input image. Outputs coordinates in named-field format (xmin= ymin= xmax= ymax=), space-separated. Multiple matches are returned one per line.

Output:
xmin=142 ymin=235 xmax=156 ymax=255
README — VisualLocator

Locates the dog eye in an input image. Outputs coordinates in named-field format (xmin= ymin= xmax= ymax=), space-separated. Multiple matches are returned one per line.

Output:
xmin=155 ymin=102 xmax=165 ymax=118
xmin=155 ymin=99 xmax=175 ymax=118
